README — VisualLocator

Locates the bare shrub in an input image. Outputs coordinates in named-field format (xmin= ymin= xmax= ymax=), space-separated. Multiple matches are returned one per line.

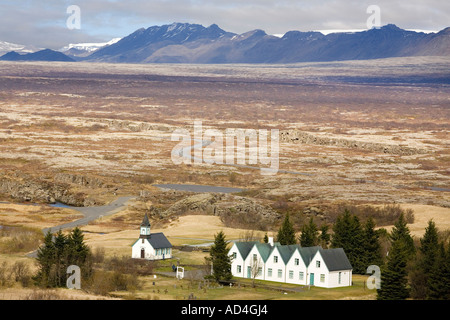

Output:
xmin=0 ymin=226 xmax=43 ymax=254
xmin=24 ymin=289 xmax=68 ymax=300
xmin=85 ymin=270 xmax=141 ymax=295
xmin=11 ymin=261 xmax=32 ymax=287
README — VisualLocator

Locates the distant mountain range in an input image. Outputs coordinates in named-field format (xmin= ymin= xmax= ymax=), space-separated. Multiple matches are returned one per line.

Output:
xmin=1 ymin=23 xmax=449 ymax=63
xmin=0 ymin=49 xmax=74 ymax=62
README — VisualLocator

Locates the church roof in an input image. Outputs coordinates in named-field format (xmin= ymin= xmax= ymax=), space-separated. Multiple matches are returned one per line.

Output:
xmin=147 ymin=232 xmax=172 ymax=249
xmin=141 ymin=213 xmax=151 ymax=227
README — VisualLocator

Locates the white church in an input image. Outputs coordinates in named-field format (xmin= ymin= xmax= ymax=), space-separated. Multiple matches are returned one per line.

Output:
xmin=228 ymin=237 xmax=353 ymax=288
xmin=131 ymin=213 xmax=173 ymax=260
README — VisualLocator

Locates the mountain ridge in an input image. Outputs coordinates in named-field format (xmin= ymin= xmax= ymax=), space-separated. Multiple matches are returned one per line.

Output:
xmin=84 ymin=23 xmax=450 ymax=64
xmin=1 ymin=23 xmax=449 ymax=64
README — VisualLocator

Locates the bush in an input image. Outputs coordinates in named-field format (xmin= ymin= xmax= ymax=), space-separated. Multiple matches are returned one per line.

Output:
xmin=0 ymin=226 xmax=43 ymax=254
xmin=85 ymin=270 xmax=141 ymax=295
xmin=327 ymin=204 xmax=414 ymax=226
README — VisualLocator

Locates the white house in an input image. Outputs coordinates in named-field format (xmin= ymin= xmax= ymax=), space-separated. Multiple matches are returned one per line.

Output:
xmin=131 ymin=213 xmax=173 ymax=260
xmin=228 ymin=237 xmax=352 ymax=288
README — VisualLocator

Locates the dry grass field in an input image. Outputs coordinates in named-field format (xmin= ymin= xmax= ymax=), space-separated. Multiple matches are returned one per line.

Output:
xmin=0 ymin=57 xmax=448 ymax=300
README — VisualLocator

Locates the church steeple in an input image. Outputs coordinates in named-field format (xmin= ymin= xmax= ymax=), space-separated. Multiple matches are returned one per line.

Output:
xmin=140 ymin=213 xmax=151 ymax=237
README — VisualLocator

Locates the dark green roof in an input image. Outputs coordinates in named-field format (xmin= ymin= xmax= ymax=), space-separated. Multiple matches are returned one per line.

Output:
xmin=298 ymin=246 xmax=321 ymax=266
xmin=277 ymin=244 xmax=300 ymax=264
xmin=319 ymin=248 xmax=353 ymax=271
xmin=254 ymin=243 xmax=273 ymax=262
xmin=235 ymin=241 xmax=259 ymax=260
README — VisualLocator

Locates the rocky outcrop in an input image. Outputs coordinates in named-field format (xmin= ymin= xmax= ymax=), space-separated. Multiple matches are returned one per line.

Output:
xmin=54 ymin=173 xmax=103 ymax=188
xmin=149 ymin=192 xmax=281 ymax=225
xmin=279 ymin=130 xmax=426 ymax=155
xmin=0 ymin=174 xmax=98 ymax=206
xmin=162 ymin=193 xmax=224 ymax=216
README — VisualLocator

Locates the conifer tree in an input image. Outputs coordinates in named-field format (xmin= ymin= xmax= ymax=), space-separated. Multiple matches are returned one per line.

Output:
xmin=299 ymin=217 xmax=319 ymax=247
xmin=277 ymin=213 xmax=296 ymax=245
xmin=68 ymin=227 xmax=92 ymax=279
xmin=263 ymin=233 xmax=269 ymax=243
xmin=34 ymin=230 xmax=55 ymax=287
xmin=209 ymin=231 xmax=232 ymax=282
xmin=318 ymin=224 xmax=330 ymax=249
xmin=363 ymin=217 xmax=383 ymax=268
xmin=377 ymin=239 xmax=409 ymax=300
xmin=53 ymin=230 xmax=69 ymax=287
xmin=420 ymin=220 xmax=439 ymax=274
xmin=427 ymin=242 xmax=450 ymax=300
xmin=390 ymin=213 xmax=415 ymax=259
xmin=331 ymin=210 xmax=365 ymax=273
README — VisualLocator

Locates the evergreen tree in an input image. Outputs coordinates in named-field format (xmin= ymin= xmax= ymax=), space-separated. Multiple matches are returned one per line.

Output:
xmin=377 ymin=239 xmax=409 ymax=300
xmin=410 ymin=219 xmax=440 ymax=299
xmin=390 ymin=213 xmax=415 ymax=259
xmin=420 ymin=220 xmax=439 ymax=274
xmin=299 ymin=217 xmax=319 ymax=247
xmin=427 ymin=242 xmax=450 ymax=300
xmin=363 ymin=217 xmax=383 ymax=268
xmin=53 ymin=230 xmax=69 ymax=287
xmin=67 ymin=227 xmax=92 ymax=280
xmin=34 ymin=230 xmax=55 ymax=287
xmin=331 ymin=210 xmax=365 ymax=274
xmin=263 ymin=233 xmax=269 ymax=243
xmin=277 ymin=213 xmax=296 ymax=245
xmin=318 ymin=225 xmax=330 ymax=249
xmin=209 ymin=231 xmax=232 ymax=282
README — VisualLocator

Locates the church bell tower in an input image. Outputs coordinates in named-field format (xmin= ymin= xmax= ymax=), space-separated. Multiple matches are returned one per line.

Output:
xmin=140 ymin=213 xmax=151 ymax=238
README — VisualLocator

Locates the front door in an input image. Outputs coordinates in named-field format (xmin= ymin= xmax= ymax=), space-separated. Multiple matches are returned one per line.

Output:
xmin=310 ymin=273 xmax=314 ymax=286
xmin=141 ymin=248 xmax=145 ymax=259
xmin=247 ymin=266 xmax=251 ymax=278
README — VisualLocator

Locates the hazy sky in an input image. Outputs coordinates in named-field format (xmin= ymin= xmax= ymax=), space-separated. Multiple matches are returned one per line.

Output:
xmin=1 ymin=0 xmax=448 ymax=49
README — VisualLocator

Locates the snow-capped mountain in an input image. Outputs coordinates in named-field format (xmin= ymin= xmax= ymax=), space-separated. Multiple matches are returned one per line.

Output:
xmin=0 ymin=41 xmax=41 ymax=56
xmin=59 ymin=38 xmax=122 ymax=53
xmin=59 ymin=38 xmax=122 ymax=59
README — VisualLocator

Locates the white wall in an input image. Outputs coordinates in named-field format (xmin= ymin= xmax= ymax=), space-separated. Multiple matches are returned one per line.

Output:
xmin=265 ymin=246 xmax=285 ymax=283
xmin=243 ymin=246 xmax=265 ymax=281
xmin=229 ymin=243 xmax=245 ymax=278
xmin=132 ymin=239 xmax=172 ymax=260
xmin=285 ymin=249 xmax=308 ymax=285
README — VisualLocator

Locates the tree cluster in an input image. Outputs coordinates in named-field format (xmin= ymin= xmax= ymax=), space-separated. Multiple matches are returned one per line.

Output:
xmin=378 ymin=216 xmax=449 ymax=300
xmin=276 ymin=210 xmax=383 ymax=275
xmin=34 ymin=227 xmax=93 ymax=288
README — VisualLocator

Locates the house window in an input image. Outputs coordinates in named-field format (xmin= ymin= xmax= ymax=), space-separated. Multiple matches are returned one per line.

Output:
xmin=237 ymin=265 xmax=241 ymax=273
xmin=268 ymin=268 xmax=272 ymax=277
xmin=338 ymin=272 xmax=342 ymax=284
xmin=320 ymin=274 xmax=325 ymax=282
xmin=257 ymin=267 xmax=262 ymax=276
xmin=299 ymin=272 xmax=304 ymax=280
xmin=277 ymin=269 xmax=282 ymax=278
xmin=274 ymin=256 xmax=278 ymax=263
xmin=289 ymin=270 xmax=294 ymax=279
xmin=142 ymin=239 xmax=144 ymax=243
xmin=232 ymin=252 xmax=237 ymax=259
xmin=253 ymin=254 xmax=257 ymax=261
xmin=316 ymin=261 xmax=320 ymax=268
xmin=294 ymin=258 xmax=299 ymax=266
